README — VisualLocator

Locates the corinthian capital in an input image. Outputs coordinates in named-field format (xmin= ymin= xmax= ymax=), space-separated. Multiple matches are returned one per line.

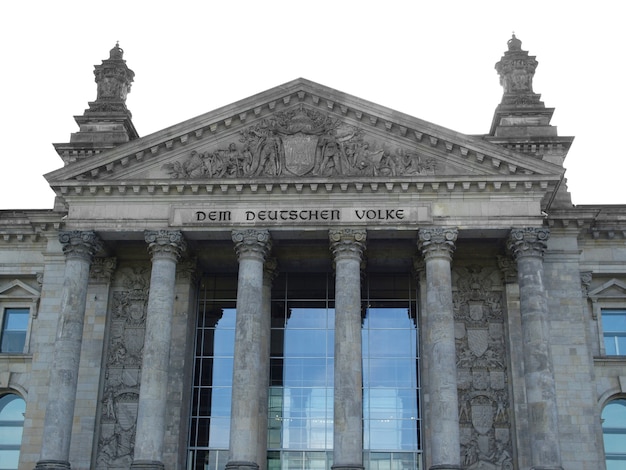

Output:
xmin=417 ymin=227 xmax=458 ymax=261
xmin=145 ymin=230 xmax=187 ymax=261
xmin=232 ymin=229 xmax=272 ymax=262
xmin=507 ymin=227 xmax=549 ymax=260
xmin=59 ymin=231 xmax=102 ymax=262
xmin=329 ymin=228 xmax=367 ymax=262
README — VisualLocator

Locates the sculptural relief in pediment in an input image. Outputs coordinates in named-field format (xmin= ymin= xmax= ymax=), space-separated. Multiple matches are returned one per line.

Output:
xmin=162 ymin=105 xmax=437 ymax=179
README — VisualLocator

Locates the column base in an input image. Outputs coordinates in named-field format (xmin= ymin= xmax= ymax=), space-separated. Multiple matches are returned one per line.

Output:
xmin=130 ymin=460 xmax=165 ymax=470
xmin=225 ymin=461 xmax=259 ymax=470
xmin=429 ymin=466 xmax=462 ymax=470
xmin=34 ymin=461 xmax=71 ymax=470
xmin=332 ymin=465 xmax=364 ymax=470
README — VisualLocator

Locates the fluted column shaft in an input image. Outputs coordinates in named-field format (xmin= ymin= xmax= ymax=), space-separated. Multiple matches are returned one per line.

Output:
xmin=227 ymin=229 xmax=272 ymax=470
xmin=417 ymin=228 xmax=461 ymax=470
xmin=508 ymin=228 xmax=563 ymax=470
xmin=131 ymin=230 xmax=186 ymax=470
xmin=329 ymin=229 xmax=366 ymax=470
xmin=36 ymin=231 xmax=102 ymax=470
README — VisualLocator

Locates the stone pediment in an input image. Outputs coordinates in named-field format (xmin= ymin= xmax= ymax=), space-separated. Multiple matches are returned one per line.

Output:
xmin=46 ymin=78 xmax=563 ymax=195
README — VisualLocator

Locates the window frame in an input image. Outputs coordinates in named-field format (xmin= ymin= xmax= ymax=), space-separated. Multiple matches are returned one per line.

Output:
xmin=0 ymin=279 xmax=40 ymax=355
xmin=601 ymin=397 xmax=626 ymax=466
xmin=600 ymin=309 xmax=626 ymax=357
xmin=0 ymin=307 xmax=31 ymax=354
xmin=0 ymin=392 xmax=26 ymax=470
xmin=588 ymin=279 xmax=626 ymax=357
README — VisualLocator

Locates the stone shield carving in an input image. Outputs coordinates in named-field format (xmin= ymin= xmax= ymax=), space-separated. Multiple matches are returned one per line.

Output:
xmin=282 ymin=133 xmax=318 ymax=176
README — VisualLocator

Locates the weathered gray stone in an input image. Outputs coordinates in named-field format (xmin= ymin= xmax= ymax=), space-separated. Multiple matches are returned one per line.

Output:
xmin=36 ymin=231 xmax=101 ymax=469
xmin=508 ymin=228 xmax=563 ymax=470
xmin=418 ymin=228 xmax=461 ymax=470
xmin=131 ymin=230 xmax=186 ymax=469
xmin=227 ymin=229 xmax=272 ymax=470
xmin=329 ymin=228 xmax=366 ymax=470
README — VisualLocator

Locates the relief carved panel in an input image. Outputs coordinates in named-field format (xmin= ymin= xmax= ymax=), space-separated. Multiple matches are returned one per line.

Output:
xmin=163 ymin=105 xmax=436 ymax=179
xmin=454 ymin=265 xmax=513 ymax=470
xmin=96 ymin=265 xmax=150 ymax=470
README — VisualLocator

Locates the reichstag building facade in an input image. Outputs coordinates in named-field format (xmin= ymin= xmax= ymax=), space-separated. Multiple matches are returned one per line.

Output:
xmin=1 ymin=36 xmax=625 ymax=470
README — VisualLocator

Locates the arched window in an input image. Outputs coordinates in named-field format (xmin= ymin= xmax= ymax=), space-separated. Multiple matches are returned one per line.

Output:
xmin=602 ymin=398 xmax=626 ymax=469
xmin=0 ymin=393 xmax=25 ymax=470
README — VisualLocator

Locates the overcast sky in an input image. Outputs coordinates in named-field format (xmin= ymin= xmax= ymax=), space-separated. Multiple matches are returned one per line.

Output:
xmin=1 ymin=1 xmax=623 ymax=209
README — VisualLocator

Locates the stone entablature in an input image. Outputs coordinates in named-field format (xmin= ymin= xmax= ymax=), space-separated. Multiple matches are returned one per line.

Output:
xmin=52 ymin=175 xmax=554 ymax=199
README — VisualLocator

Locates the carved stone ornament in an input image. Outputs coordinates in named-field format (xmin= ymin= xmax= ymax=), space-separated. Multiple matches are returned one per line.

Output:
xmin=232 ymin=229 xmax=272 ymax=262
xmin=90 ymin=257 xmax=117 ymax=283
xmin=417 ymin=227 xmax=458 ymax=260
xmin=495 ymin=34 xmax=541 ymax=108
xmin=454 ymin=265 xmax=513 ymax=470
xmin=507 ymin=227 xmax=550 ymax=260
xmin=162 ymin=105 xmax=437 ymax=180
xmin=329 ymin=228 xmax=367 ymax=262
xmin=59 ymin=230 xmax=103 ymax=261
xmin=144 ymin=230 xmax=187 ymax=261
xmin=96 ymin=265 xmax=149 ymax=470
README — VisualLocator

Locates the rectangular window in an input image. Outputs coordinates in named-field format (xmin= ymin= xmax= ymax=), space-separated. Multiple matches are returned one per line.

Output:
xmin=602 ymin=309 xmax=626 ymax=356
xmin=0 ymin=308 xmax=29 ymax=353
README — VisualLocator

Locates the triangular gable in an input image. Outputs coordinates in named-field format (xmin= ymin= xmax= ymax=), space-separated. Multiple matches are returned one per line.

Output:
xmin=0 ymin=279 xmax=41 ymax=300
xmin=46 ymin=78 xmax=564 ymax=192
xmin=588 ymin=279 xmax=626 ymax=300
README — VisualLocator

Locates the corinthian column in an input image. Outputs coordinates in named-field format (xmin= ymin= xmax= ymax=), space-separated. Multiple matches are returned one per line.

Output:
xmin=257 ymin=258 xmax=277 ymax=470
xmin=36 ymin=231 xmax=102 ymax=470
xmin=507 ymin=228 xmax=563 ymax=470
xmin=417 ymin=228 xmax=461 ymax=470
xmin=329 ymin=228 xmax=366 ymax=470
xmin=227 ymin=229 xmax=272 ymax=470
xmin=131 ymin=230 xmax=186 ymax=470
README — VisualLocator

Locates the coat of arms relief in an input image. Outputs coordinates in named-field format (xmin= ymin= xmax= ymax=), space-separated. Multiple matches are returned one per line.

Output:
xmin=454 ymin=265 xmax=514 ymax=470
xmin=96 ymin=266 xmax=150 ymax=470
xmin=163 ymin=105 xmax=436 ymax=179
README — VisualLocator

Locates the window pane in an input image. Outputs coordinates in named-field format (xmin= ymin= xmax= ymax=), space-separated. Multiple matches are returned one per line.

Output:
xmin=603 ymin=399 xmax=626 ymax=468
xmin=0 ymin=394 xmax=25 ymax=470
xmin=1 ymin=309 xmax=29 ymax=353
xmin=603 ymin=312 xmax=626 ymax=332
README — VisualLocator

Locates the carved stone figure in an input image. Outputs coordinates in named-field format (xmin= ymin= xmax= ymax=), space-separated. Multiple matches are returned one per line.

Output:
xmin=162 ymin=106 xmax=437 ymax=180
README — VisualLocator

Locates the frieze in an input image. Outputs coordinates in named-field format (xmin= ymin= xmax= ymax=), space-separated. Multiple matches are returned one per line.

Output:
xmin=162 ymin=105 xmax=437 ymax=179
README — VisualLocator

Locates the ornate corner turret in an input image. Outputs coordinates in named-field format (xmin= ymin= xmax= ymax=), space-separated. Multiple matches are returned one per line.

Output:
xmin=53 ymin=43 xmax=139 ymax=165
xmin=486 ymin=34 xmax=575 ymax=210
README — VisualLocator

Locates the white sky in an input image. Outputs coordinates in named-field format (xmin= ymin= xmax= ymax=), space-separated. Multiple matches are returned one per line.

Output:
xmin=1 ymin=1 xmax=623 ymax=209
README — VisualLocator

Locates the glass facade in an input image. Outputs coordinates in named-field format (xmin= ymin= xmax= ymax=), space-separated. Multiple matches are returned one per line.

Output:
xmin=188 ymin=272 xmax=421 ymax=470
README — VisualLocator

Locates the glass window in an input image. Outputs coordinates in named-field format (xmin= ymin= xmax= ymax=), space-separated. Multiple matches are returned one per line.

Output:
xmin=602 ymin=399 xmax=626 ymax=469
xmin=189 ymin=272 xmax=421 ymax=470
xmin=0 ymin=393 xmax=26 ymax=470
xmin=188 ymin=275 xmax=238 ymax=470
xmin=1 ymin=308 xmax=29 ymax=353
xmin=602 ymin=310 xmax=626 ymax=356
